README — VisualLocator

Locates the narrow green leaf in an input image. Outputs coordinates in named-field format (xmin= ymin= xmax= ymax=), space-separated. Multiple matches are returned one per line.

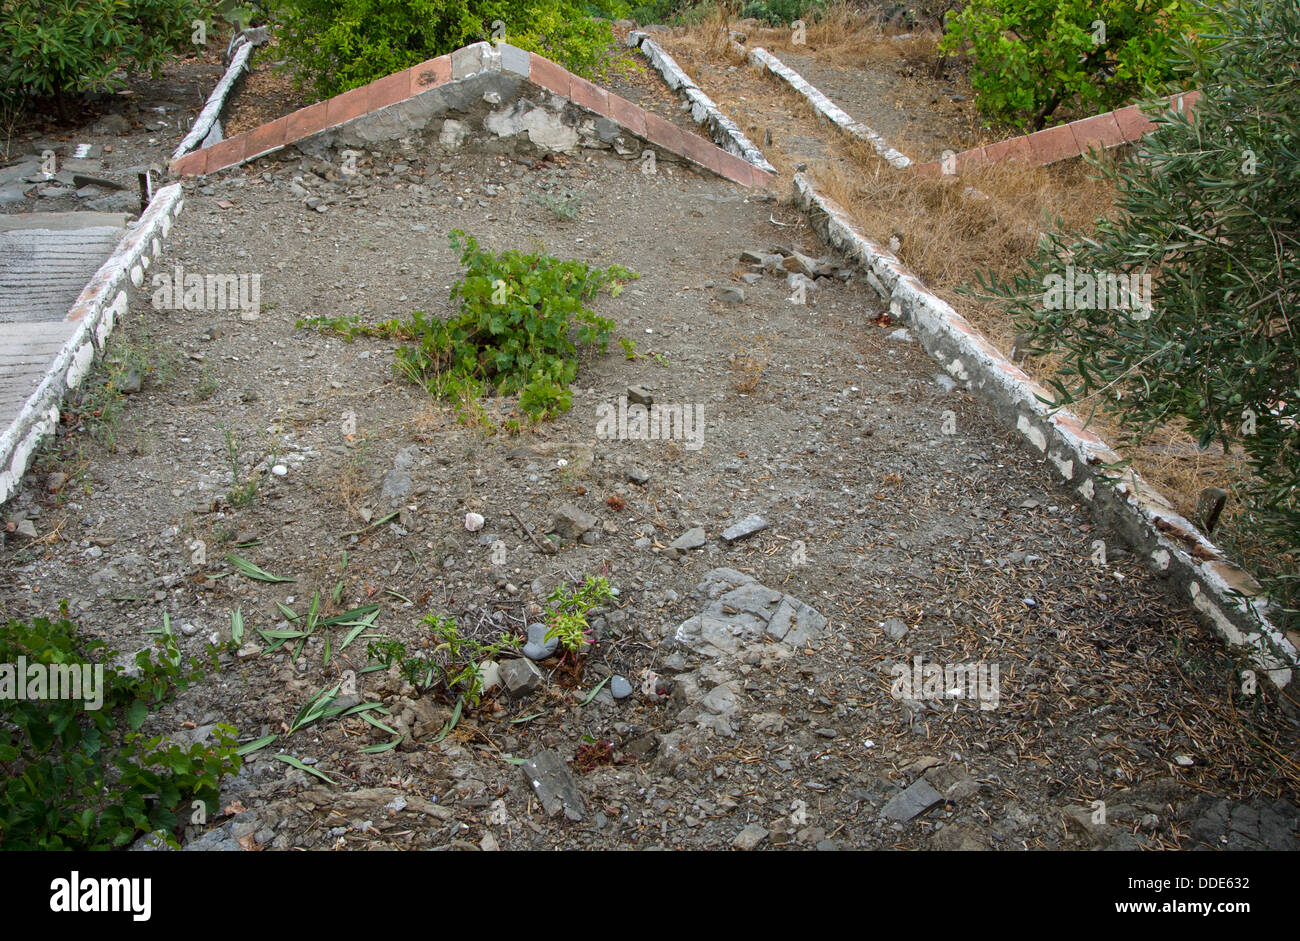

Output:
xmin=272 ymin=754 xmax=336 ymax=784
xmin=578 ymin=677 xmax=609 ymax=706
xmin=226 ymin=553 xmax=296 ymax=583
xmin=235 ymin=734 xmax=278 ymax=757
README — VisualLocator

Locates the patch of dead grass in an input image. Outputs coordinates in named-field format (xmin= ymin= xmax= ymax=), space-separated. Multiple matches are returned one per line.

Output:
xmin=729 ymin=337 xmax=771 ymax=394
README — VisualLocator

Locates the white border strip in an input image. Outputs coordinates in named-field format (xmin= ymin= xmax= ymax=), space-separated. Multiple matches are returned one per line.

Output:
xmin=0 ymin=186 xmax=185 ymax=506
xmin=744 ymin=45 xmax=911 ymax=168
xmin=626 ymin=30 xmax=776 ymax=174
xmin=792 ymin=171 xmax=1297 ymax=688
xmin=171 ymin=30 xmax=268 ymax=162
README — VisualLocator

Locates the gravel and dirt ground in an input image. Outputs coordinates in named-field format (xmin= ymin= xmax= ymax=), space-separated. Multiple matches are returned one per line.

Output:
xmin=3 ymin=138 xmax=1298 ymax=850
xmin=1 ymin=23 xmax=1297 ymax=854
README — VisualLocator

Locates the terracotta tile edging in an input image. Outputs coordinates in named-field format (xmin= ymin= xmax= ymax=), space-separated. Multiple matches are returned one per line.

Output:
xmin=171 ymin=41 xmax=773 ymax=187
xmin=917 ymin=90 xmax=1201 ymax=177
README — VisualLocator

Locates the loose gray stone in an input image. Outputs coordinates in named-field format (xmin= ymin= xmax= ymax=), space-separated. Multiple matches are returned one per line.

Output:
xmin=380 ymin=468 xmax=412 ymax=504
xmin=93 ymin=113 xmax=131 ymax=135
xmin=627 ymin=466 xmax=650 ymax=485
xmin=0 ymin=182 xmax=29 ymax=204
xmin=721 ymin=514 xmax=768 ymax=543
xmin=733 ymin=823 xmax=769 ymax=850
xmin=552 ymin=503 xmax=596 ymax=540
xmin=716 ymin=285 xmax=744 ymax=305
xmin=500 ymin=658 xmax=542 ymax=697
xmin=522 ymin=750 xmax=587 ymax=821
xmin=626 ymin=384 xmax=653 ymax=406
xmin=882 ymin=618 xmax=909 ymax=640
xmin=882 ymin=779 xmax=943 ymax=822
xmin=610 ymin=675 xmax=633 ymax=699
xmin=522 ymin=622 xmax=558 ymax=661
xmin=669 ymin=527 xmax=706 ymax=551
xmin=85 ymin=191 xmax=139 ymax=213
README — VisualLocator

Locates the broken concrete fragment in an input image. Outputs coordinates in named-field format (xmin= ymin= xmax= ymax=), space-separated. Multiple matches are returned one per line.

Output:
xmin=626 ymin=384 xmax=653 ymax=406
xmin=781 ymin=251 xmax=817 ymax=277
xmin=882 ymin=779 xmax=943 ymax=822
xmin=721 ymin=514 xmax=768 ymax=543
xmin=522 ymin=750 xmax=587 ymax=821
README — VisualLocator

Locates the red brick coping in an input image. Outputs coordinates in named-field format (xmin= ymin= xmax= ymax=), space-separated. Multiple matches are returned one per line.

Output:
xmin=170 ymin=43 xmax=774 ymax=188
xmin=913 ymin=91 xmax=1201 ymax=176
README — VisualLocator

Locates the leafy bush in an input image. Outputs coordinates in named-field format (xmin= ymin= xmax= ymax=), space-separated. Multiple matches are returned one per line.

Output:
xmin=0 ymin=0 xmax=207 ymax=115
xmin=972 ymin=0 xmax=1300 ymax=624
xmin=939 ymin=0 xmax=1208 ymax=130
xmin=739 ymin=0 xmax=825 ymax=26
xmin=0 ymin=610 xmax=240 ymax=849
xmin=270 ymin=0 xmax=630 ymax=100
xmin=300 ymin=230 xmax=637 ymax=421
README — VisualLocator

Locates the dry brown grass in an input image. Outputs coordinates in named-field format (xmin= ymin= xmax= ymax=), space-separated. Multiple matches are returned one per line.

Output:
xmin=729 ymin=337 xmax=771 ymax=394
xmin=811 ymin=148 xmax=1115 ymax=349
xmin=807 ymin=152 xmax=1256 ymax=522
xmin=673 ymin=0 xmax=939 ymax=68
xmin=335 ymin=452 xmax=372 ymax=522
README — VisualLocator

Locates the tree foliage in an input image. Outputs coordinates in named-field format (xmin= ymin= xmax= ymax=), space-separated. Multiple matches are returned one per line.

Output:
xmin=0 ymin=0 xmax=207 ymax=114
xmin=940 ymin=0 xmax=1208 ymax=130
xmin=972 ymin=0 xmax=1300 ymax=623
xmin=270 ymin=0 xmax=630 ymax=100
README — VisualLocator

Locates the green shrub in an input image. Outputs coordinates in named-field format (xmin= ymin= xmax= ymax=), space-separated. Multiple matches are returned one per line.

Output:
xmin=0 ymin=0 xmax=207 ymax=116
xmin=0 ymin=609 xmax=241 ymax=849
xmin=971 ymin=0 xmax=1300 ymax=624
xmin=738 ymin=0 xmax=825 ymax=26
xmin=939 ymin=0 xmax=1208 ymax=130
xmin=270 ymin=0 xmax=631 ymax=100
xmin=300 ymin=230 xmax=637 ymax=421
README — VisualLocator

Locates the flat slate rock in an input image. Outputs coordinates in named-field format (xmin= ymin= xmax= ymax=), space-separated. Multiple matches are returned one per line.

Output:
xmin=720 ymin=514 xmax=768 ymax=543
xmin=669 ymin=526 xmax=706 ymax=551
xmin=674 ymin=567 xmax=827 ymax=657
xmin=882 ymin=779 xmax=943 ymax=822
xmin=521 ymin=750 xmax=587 ymax=822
